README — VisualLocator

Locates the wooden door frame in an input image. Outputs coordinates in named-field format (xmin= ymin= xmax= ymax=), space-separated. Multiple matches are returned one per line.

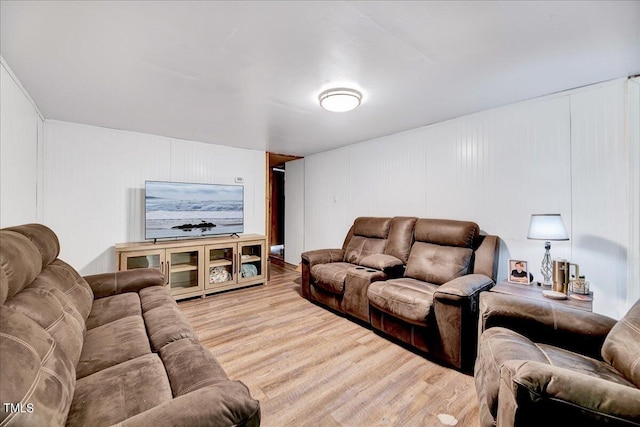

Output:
xmin=265 ymin=152 xmax=302 ymax=263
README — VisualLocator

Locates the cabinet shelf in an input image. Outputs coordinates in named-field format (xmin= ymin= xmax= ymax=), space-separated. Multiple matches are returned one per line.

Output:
xmin=171 ymin=264 xmax=199 ymax=273
xmin=241 ymin=255 xmax=261 ymax=263
xmin=209 ymin=259 xmax=233 ymax=268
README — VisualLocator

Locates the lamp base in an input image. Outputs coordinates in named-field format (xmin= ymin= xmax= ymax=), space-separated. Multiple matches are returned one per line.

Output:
xmin=540 ymin=241 xmax=552 ymax=286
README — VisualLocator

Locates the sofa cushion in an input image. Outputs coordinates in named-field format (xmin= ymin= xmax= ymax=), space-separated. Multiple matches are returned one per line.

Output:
xmin=140 ymin=285 xmax=176 ymax=312
xmin=5 ymin=280 xmax=85 ymax=367
xmin=77 ymin=315 xmax=151 ymax=378
xmin=367 ymin=277 xmax=439 ymax=326
xmin=414 ymin=219 xmax=479 ymax=248
xmin=86 ymin=292 xmax=142 ymax=330
xmin=68 ymin=353 xmax=172 ymax=427
xmin=159 ymin=338 xmax=229 ymax=397
xmin=44 ymin=260 xmax=94 ymax=321
xmin=311 ymin=262 xmax=353 ymax=294
xmin=0 ymin=230 xmax=42 ymax=303
xmin=602 ymin=298 xmax=640 ymax=388
xmin=0 ymin=306 xmax=76 ymax=427
xmin=404 ymin=242 xmax=473 ymax=285
xmin=4 ymin=223 xmax=60 ymax=267
xmin=144 ymin=302 xmax=197 ymax=352
xmin=344 ymin=236 xmax=387 ymax=265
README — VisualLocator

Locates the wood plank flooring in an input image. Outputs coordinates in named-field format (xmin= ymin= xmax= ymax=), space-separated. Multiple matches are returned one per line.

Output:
xmin=178 ymin=263 xmax=480 ymax=427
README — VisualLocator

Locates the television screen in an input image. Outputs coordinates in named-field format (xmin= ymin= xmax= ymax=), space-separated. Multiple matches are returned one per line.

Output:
xmin=145 ymin=181 xmax=244 ymax=240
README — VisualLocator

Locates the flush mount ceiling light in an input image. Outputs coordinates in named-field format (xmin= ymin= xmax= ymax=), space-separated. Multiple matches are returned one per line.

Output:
xmin=318 ymin=88 xmax=362 ymax=112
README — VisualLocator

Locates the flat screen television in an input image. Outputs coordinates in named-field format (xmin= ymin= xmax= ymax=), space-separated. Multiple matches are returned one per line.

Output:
xmin=145 ymin=180 xmax=244 ymax=240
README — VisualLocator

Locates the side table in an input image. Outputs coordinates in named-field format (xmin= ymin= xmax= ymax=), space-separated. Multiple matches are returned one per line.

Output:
xmin=490 ymin=281 xmax=593 ymax=312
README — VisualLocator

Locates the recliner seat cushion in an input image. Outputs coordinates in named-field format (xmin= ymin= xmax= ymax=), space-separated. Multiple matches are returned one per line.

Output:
xmin=602 ymin=298 xmax=640 ymax=387
xmin=404 ymin=242 xmax=473 ymax=285
xmin=77 ymin=315 xmax=151 ymax=378
xmin=86 ymin=292 xmax=142 ymax=330
xmin=311 ymin=262 xmax=353 ymax=294
xmin=68 ymin=353 xmax=173 ymax=427
xmin=368 ymin=278 xmax=439 ymax=326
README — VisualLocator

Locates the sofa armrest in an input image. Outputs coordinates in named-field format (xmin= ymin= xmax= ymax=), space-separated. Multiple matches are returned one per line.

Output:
xmin=301 ymin=249 xmax=344 ymax=268
xmin=118 ymin=382 xmax=261 ymax=427
xmin=84 ymin=268 xmax=165 ymax=299
xmin=431 ymin=274 xmax=494 ymax=371
xmin=479 ymin=292 xmax=617 ymax=359
xmin=435 ymin=274 xmax=494 ymax=300
xmin=498 ymin=360 xmax=640 ymax=426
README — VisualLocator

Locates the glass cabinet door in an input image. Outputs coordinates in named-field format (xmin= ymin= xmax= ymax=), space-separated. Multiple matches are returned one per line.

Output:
xmin=120 ymin=249 xmax=166 ymax=273
xmin=238 ymin=240 xmax=266 ymax=284
xmin=167 ymin=246 xmax=203 ymax=296
xmin=205 ymin=243 xmax=237 ymax=290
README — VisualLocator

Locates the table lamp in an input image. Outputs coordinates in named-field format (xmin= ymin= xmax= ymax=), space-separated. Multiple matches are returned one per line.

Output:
xmin=527 ymin=214 xmax=569 ymax=286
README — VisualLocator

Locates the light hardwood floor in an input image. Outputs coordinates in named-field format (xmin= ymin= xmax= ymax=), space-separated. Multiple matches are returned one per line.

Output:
xmin=178 ymin=263 xmax=481 ymax=427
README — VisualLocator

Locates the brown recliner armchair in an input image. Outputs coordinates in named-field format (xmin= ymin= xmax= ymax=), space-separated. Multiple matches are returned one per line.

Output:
xmin=301 ymin=217 xmax=417 ymax=322
xmin=475 ymin=292 xmax=640 ymax=427
xmin=367 ymin=219 xmax=499 ymax=371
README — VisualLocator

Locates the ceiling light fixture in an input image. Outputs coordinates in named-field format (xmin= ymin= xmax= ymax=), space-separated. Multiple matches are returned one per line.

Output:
xmin=318 ymin=88 xmax=362 ymax=112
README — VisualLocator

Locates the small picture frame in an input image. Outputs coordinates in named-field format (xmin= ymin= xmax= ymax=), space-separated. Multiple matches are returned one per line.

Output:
xmin=508 ymin=259 xmax=530 ymax=284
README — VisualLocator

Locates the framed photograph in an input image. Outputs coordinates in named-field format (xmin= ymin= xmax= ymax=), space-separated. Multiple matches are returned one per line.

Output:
xmin=508 ymin=259 xmax=530 ymax=284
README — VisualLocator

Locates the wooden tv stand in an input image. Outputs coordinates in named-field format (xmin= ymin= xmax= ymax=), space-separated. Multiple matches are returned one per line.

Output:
xmin=115 ymin=234 xmax=267 ymax=300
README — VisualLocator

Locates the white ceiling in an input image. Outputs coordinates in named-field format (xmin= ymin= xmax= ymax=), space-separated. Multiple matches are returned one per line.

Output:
xmin=2 ymin=1 xmax=639 ymax=156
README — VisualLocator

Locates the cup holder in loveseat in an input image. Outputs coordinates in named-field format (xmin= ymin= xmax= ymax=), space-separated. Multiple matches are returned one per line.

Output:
xmin=355 ymin=266 xmax=365 ymax=270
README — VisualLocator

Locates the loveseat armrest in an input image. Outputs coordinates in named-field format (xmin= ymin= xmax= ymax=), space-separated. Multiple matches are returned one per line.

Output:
xmin=479 ymin=292 xmax=617 ymax=360
xmin=435 ymin=274 xmax=494 ymax=299
xmin=117 ymin=382 xmax=261 ymax=427
xmin=301 ymin=249 xmax=344 ymax=299
xmin=84 ymin=268 xmax=165 ymax=299
xmin=432 ymin=274 xmax=494 ymax=371
xmin=497 ymin=360 xmax=640 ymax=426
xmin=301 ymin=248 xmax=345 ymax=268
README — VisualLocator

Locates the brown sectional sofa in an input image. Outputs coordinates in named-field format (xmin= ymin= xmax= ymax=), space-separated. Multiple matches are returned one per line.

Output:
xmin=302 ymin=216 xmax=499 ymax=371
xmin=0 ymin=224 xmax=260 ymax=426
xmin=475 ymin=292 xmax=640 ymax=427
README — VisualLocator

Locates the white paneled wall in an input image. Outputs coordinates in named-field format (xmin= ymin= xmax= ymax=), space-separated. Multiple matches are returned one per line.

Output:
xmin=304 ymin=79 xmax=632 ymax=318
xmin=42 ymin=121 xmax=265 ymax=275
xmin=628 ymin=78 xmax=640 ymax=309
xmin=0 ymin=62 xmax=42 ymax=226
xmin=570 ymin=83 xmax=628 ymax=317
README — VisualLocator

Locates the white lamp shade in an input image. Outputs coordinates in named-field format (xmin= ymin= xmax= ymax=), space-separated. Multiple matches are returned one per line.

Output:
xmin=319 ymin=88 xmax=362 ymax=112
xmin=527 ymin=214 xmax=569 ymax=241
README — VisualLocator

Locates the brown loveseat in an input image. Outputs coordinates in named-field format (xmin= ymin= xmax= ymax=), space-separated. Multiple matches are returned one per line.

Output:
xmin=302 ymin=217 xmax=499 ymax=371
xmin=475 ymin=292 xmax=640 ymax=427
xmin=0 ymin=224 xmax=260 ymax=426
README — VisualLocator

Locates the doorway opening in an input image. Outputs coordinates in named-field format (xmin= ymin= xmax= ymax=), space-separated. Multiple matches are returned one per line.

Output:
xmin=266 ymin=152 xmax=302 ymax=266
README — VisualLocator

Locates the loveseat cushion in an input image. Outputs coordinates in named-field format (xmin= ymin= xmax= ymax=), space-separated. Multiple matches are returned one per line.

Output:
xmin=602 ymin=298 xmax=640 ymax=387
xmin=404 ymin=242 xmax=473 ymax=285
xmin=143 ymin=295 xmax=197 ymax=351
xmin=414 ymin=219 xmax=479 ymax=247
xmin=67 ymin=353 xmax=173 ymax=427
xmin=311 ymin=262 xmax=353 ymax=294
xmin=77 ymin=315 xmax=151 ymax=379
xmin=86 ymin=292 xmax=142 ymax=330
xmin=0 ymin=230 xmax=43 ymax=304
xmin=368 ymin=278 xmax=439 ymax=326
xmin=0 ymin=306 xmax=76 ymax=427
xmin=344 ymin=236 xmax=387 ymax=265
